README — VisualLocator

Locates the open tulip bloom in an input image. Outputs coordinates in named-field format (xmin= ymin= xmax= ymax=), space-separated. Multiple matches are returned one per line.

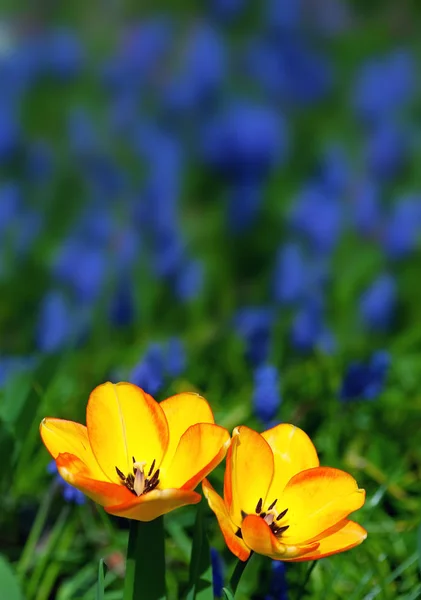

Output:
xmin=203 ymin=424 xmax=367 ymax=563
xmin=40 ymin=382 xmax=230 ymax=521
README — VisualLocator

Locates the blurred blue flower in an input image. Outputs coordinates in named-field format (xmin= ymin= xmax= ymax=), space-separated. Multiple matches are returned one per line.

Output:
xmin=15 ymin=209 xmax=43 ymax=255
xmin=153 ymin=228 xmax=185 ymax=279
xmin=46 ymin=28 xmax=84 ymax=79
xmin=47 ymin=461 xmax=85 ymax=504
xmin=360 ymin=273 xmax=396 ymax=331
xmin=202 ymin=101 xmax=287 ymax=181
xmin=265 ymin=0 xmax=302 ymax=32
xmin=290 ymin=295 xmax=334 ymax=353
xmin=109 ymin=277 xmax=135 ymax=326
xmin=265 ymin=560 xmax=288 ymax=600
xmin=340 ymin=350 xmax=390 ymax=401
xmin=130 ymin=344 xmax=165 ymax=395
xmin=253 ymin=365 xmax=281 ymax=423
xmin=133 ymin=125 xmax=182 ymax=233
xmin=111 ymin=224 xmax=141 ymax=271
xmin=351 ymin=178 xmax=382 ymax=237
xmin=382 ymin=196 xmax=421 ymax=259
xmin=53 ymin=240 xmax=107 ymax=304
xmin=25 ymin=139 xmax=54 ymax=184
xmin=234 ymin=307 xmax=274 ymax=365
xmin=246 ymin=37 xmax=332 ymax=105
xmin=0 ymin=182 xmax=20 ymax=234
xmin=364 ymin=120 xmax=408 ymax=180
xmin=210 ymin=547 xmax=224 ymax=598
xmin=273 ymin=242 xmax=307 ymax=305
xmin=163 ymin=22 xmax=226 ymax=114
xmin=36 ymin=290 xmax=76 ymax=352
xmin=174 ymin=259 xmax=204 ymax=302
xmin=353 ymin=49 xmax=415 ymax=123
xmin=0 ymin=101 xmax=19 ymax=161
xmin=166 ymin=338 xmax=186 ymax=378
xmin=68 ymin=108 xmax=98 ymax=158
xmin=105 ymin=18 xmax=171 ymax=90
xmin=290 ymin=299 xmax=322 ymax=352
xmin=290 ymin=185 xmax=343 ymax=253
xmin=227 ymin=180 xmax=263 ymax=232
xmin=316 ymin=144 xmax=350 ymax=197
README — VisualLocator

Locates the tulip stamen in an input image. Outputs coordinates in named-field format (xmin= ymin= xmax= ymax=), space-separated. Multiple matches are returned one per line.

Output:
xmin=115 ymin=457 xmax=160 ymax=497
xmin=255 ymin=498 xmax=263 ymax=514
xmin=276 ymin=508 xmax=288 ymax=521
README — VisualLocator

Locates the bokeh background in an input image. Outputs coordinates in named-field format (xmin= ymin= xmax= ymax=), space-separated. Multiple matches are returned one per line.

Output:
xmin=0 ymin=0 xmax=421 ymax=598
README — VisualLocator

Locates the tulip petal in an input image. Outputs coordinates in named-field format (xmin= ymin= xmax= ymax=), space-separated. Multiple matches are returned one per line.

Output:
xmin=160 ymin=423 xmax=230 ymax=490
xmin=202 ymin=479 xmax=250 ymax=561
xmin=56 ymin=453 xmax=131 ymax=506
xmin=242 ymin=515 xmax=319 ymax=560
xmin=160 ymin=393 xmax=215 ymax=468
xmin=86 ymin=382 xmax=169 ymax=483
xmin=104 ymin=488 xmax=201 ymax=521
xmin=40 ymin=418 xmax=106 ymax=481
xmin=280 ymin=467 xmax=366 ymax=545
xmin=224 ymin=426 xmax=274 ymax=528
xmin=262 ymin=424 xmax=319 ymax=500
xmin=285 ymin=520 xmax=367 ymax=562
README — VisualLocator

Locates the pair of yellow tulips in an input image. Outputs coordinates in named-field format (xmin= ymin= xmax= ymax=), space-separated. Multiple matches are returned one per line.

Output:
xmin=40 ymin=382 xmax=366 ymax=562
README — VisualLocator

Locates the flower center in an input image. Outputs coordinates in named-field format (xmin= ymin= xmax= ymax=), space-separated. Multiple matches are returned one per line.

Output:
xmin=115 ymin=457 xmax=160 ymax=497
xmin=255 ymin=497 xmax=289 ymax=537
xmin=236 ymin=498 xmax=289 ymax=539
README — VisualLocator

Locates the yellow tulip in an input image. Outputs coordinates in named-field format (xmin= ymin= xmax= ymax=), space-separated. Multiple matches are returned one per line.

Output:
xmin=203 ymin=424 xmax=366 ymax=562
xmin=41 ymin=382 xmax=230 ymax=521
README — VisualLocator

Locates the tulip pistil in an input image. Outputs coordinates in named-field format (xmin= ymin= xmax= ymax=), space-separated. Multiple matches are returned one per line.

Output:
xmin=115 ymin=457 xmax=160 ymax=497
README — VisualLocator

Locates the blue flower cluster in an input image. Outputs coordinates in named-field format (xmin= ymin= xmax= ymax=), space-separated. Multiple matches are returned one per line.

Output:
xmin=0 ymin=1 xmax=418 ymax=504
xmin=340 ymin=351 xmax=390 ymax=402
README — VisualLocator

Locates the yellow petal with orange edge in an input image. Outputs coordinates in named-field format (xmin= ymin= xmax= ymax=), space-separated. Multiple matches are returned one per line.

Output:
xmin=224 ymin=426 xmax=274 ymax=528
xmin=242 ymin=515 xmax=319 ymax=560
xmin=40 ymin=418 xmax=106 ymax=481
xmin=280 ymin=467 xmax=366 ymax=546
xmin=56 ymin=453 xmax=131 ymax=506
xmin=104 ymin=487 xmax=201 ymax=521
xmin=202 ymin=479 xmax=250 ymax=561
xmin=262 ymin=424 xmax=319 ymax=500
xmin=285 ymin=519 xmax=367 ymax=562
xmin=160 ymin=423 xmax=230 ymax=490
xmin=86 ymin=382 xmax=169 ymax=483
xmin=159 ymin=393 xmax=215 ymax=469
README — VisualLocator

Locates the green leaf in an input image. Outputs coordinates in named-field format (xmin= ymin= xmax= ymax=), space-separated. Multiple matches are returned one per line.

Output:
xmin=185 ymin=498 xmax=213 ymax=600
xmin=96 ymin=558 xmax=106 ymax=600
xmin=417 ymin=522 xmax=421 ymax=577
xmin=0 ymin=555 xmax=24 ymax=600
xmin=123 ymin=517 xmax=166 ymax=600
xmin=222 ymin=588 xmax=234 ymax=600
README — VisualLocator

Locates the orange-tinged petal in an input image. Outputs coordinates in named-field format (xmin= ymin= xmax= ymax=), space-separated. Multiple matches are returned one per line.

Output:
xmin=202 ymin=479 xmax=250 ymax=561
xmin=40 ymin=418 xmax=106 ymax=481
xmin=242 ymin=515 xmax=319 ymax=560
xmin=86 ymin=382 xmax=169 ymax=483
xmin=55 ymin=453 xmax=131 ymax=506
xmin=262 ymin=424 xmax=319 ymax=500
xmin=160 ymin=393 xmax=215 ymax=468
xmin=104 ymin=488 xmax=201 ymax=521
xmin=224 ymin=426 xmax=274 ymax=528
xmin=280 ymin=467 xmax=366 ymax=545
xmin=160 ymin=423 xmax=230 ymax=490
xmin=285 ymin=520 xmax=367 ymax=562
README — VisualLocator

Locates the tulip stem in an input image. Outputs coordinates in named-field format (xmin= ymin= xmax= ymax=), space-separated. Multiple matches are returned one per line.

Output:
xmin=229 ymin=552 xmax=254 ymax=596
xmin=123 ymin=517 xmax=166 ymax=600
xmin=299 ymin=560 xmax=317 ymax=597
